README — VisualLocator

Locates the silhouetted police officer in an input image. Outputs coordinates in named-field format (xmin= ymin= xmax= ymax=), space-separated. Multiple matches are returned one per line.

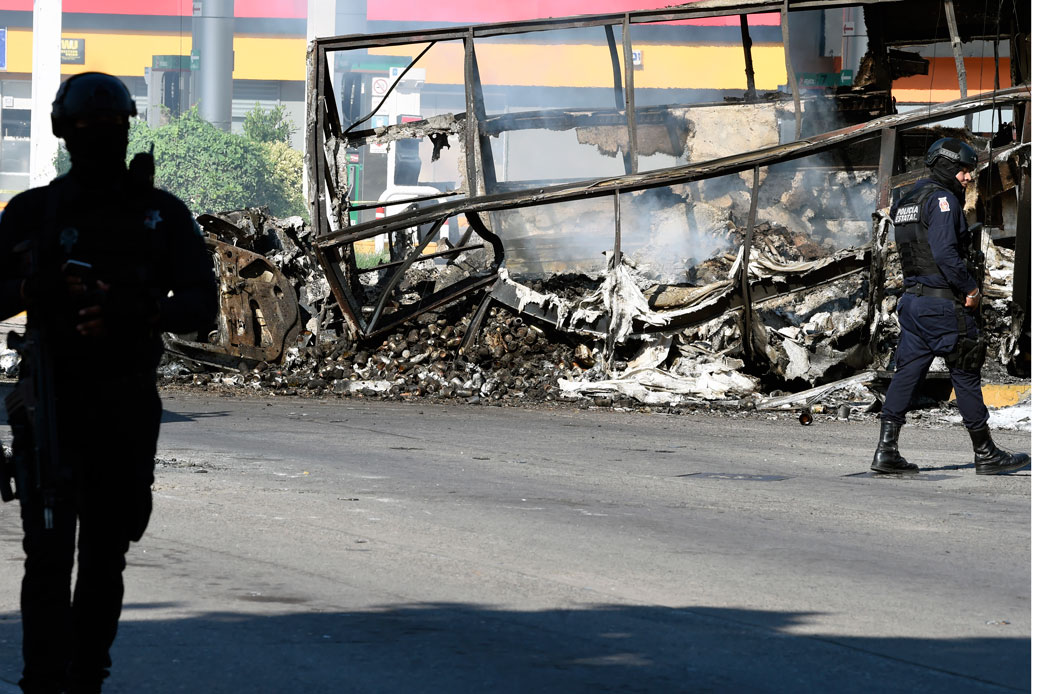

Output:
xmin=0 ymin=72 xmax=216 ymax=693
xmin=871 ymin=137 xmax=1029 ymax=476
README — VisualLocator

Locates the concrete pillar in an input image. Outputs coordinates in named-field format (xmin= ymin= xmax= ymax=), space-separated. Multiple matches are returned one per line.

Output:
xmin=197 ymin=0 xmax=233 ymax=131
xmin=29 ymin=0 xmax=61 ymax=188
xmin=306 ymin=0 xmax=336 ymax=206
xmin=307 ymin=0 xmax=336 ymax=44
xmin=337 ymin=0 xmax=367 ymax=36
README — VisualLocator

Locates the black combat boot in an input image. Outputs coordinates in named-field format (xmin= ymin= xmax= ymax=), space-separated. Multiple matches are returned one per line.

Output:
xmin=968 ymin=425 xmax=1031 ymax=475
xmin=870 ymin=420 xmax=919 ymax=474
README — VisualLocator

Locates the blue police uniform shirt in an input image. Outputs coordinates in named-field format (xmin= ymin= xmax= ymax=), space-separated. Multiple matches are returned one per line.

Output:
xmin=892 ymin=178 xmax=977 ymax=297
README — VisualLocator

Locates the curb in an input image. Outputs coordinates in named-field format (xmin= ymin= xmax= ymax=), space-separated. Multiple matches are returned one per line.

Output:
xmin=980 ymin=384 xmax=1030 ymax=409
xmin=952 ymin=384 xmax=1031 ymax=409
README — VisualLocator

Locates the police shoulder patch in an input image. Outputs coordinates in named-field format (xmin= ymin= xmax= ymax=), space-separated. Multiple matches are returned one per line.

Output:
xmin=893 ymin=204 xmax=920 ymax=225
xmin=938 ymin=196 xmax=950 ymax=212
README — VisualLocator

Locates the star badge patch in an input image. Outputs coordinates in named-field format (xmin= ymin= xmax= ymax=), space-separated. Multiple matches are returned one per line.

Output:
xmin=938 ymin=197 xmax=950 ymax=212
xmin=143 ymin=209 xmax=163 ymax=230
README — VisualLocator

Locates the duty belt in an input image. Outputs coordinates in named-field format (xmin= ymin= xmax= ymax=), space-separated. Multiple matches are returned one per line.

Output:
xmin=908 ymin=284 xmax=959 ymax=301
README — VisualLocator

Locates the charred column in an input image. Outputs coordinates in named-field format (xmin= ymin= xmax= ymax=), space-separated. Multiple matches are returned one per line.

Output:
xmin=740 ymin=15 xmax=757 ymax=103
xmin=622 ymin=15 xmax=639 ymax=172
xmin=605 ymin=25 xmax=635 ymax=174
xmin=942 ymin=0 xmax=970 ymax=131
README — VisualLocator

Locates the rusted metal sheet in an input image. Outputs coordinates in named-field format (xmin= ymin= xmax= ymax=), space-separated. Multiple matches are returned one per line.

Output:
xmin=165 ymin=234 xmax=300 ymax=368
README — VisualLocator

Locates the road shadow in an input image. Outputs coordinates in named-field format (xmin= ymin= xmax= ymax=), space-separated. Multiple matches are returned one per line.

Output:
xmin=920 ymin=462 xmax=977 ymax=472
xmin=0 ymin=602 xmax=1025 ymax=693
xmin=919 ymin=458 xmax=1031 ymax=474
xmin=160 ymin=409 xmax=232 ymax=424
xmin=0 ymin=385 xmax=230 ymax=427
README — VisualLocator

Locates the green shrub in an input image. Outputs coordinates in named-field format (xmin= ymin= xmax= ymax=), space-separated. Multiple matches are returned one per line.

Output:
xmin=54 ymin=107 xmax=306 ymax=220
xmin=243 ymin=102 xmax=295 ymax=145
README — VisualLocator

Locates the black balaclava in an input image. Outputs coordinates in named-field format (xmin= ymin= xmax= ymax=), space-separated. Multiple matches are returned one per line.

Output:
xmin=928 ymin=156 xmax=966 ymax=205
xmin=64 ymin=122 xmax=129 ymax=183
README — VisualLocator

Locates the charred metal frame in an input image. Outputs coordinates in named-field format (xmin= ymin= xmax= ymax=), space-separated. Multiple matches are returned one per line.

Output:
xmin=307 ymin=0 xmax=1029 ymax=348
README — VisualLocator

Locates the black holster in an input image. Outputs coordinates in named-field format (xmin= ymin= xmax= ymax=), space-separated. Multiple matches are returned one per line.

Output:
xmin=944 ymin=305 xmax=986 ymax=371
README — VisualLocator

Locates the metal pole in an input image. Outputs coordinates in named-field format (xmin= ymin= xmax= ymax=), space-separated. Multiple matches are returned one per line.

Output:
xmin=622 ymin=14 xmax=638 ymax=174
xmin=741 ymin=166 xmax=760 ymax=361
xmin=605 ymin=26 xmax=625 ymax=112
xmin=29 ymin=0 xmax=61 ymax=188
xmin=866 ymin=210 xmax=889 ymax=361
xmin=198 ymin=0 xmax=234 ymax=131
xmin=740 ymin=14 xmax=757 ymax=102
xmin=463 ymin=33 xmax=479 ymax=195
xmin=605 ymin=25 xmax=633 ymax=174
xmin=876 ymin=127 xmax=898 ymax=210
xmin=943 ymin=0 xmax=970 ymax=131
xmin=613 ymin=189 xmax=622 ymax=267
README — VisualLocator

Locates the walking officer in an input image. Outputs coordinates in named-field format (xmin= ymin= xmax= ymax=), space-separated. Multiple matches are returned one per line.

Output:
xmin=871 ymin=137 xmax=1029 ymax=475
xmin=0 ymin=72 xmax=216 ymax=692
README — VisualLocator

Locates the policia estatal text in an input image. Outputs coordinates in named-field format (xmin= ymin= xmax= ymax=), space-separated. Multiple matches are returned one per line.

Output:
xmin=0 ymin=73 xmax=216 ymax=693
xmin=872 ymin=138 xmax=1029 ymax=475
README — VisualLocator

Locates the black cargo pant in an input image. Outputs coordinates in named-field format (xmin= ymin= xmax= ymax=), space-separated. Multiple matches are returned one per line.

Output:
xmin=881 ymin=292 xmax=988 ymax=429
xmin=17 ymin=380 xmax=160 ymax=694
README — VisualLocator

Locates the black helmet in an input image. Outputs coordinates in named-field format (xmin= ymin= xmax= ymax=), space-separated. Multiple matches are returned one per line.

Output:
xmin=51 ymin=72 xmax=137 ymax=138
xmin=925 ymin=137 xmax=978 ymax=170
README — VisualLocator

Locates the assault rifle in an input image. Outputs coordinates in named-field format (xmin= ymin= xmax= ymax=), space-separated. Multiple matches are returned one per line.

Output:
xmin=966 ymin=222 xmax=986 ymax=319
xmin=1 ymin=243 xmax=64 ymax=529
xmin=942 ymin=221 xmax=990 ymax=372
xmin=2 ymin=146 xmax=154 ymax=512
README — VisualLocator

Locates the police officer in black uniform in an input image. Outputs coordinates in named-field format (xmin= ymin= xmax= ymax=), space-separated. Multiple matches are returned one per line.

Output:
xmin=0 ymin=73 xmax=216 ymax=693
xmin=871 ymin=137 xmax=1029 ymax=476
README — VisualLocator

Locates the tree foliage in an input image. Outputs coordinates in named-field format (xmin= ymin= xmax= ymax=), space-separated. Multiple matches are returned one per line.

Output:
xmin=54 ymin=107 xmax=306 ymax=219
xmin=243 ymin=102 xmax=295 ymax=145
xmin=260 ymin=140 xmax=307 ymax=218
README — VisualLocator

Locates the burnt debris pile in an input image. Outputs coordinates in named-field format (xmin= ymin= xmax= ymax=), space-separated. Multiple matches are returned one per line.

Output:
xmin=155 ymin=206 xmax=1025 ymax=411
xmin=163 ymin=294 xmax=599 ymax=405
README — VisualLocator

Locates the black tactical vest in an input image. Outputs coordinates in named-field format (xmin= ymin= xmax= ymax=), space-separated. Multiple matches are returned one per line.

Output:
xmin=891 ymin=183 xmax=947 ymax=281
xmin=39 ymin=174 xmax=169 ymax=378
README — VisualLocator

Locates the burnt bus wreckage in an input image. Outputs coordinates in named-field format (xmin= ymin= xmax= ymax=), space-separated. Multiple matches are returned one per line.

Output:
xmin=169 ymin=0 xmax=1030 ymax=405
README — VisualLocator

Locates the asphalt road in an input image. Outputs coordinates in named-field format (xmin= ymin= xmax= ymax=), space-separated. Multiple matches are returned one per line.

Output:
xmin=0 ymin=392 xmax=1030 ymax=693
